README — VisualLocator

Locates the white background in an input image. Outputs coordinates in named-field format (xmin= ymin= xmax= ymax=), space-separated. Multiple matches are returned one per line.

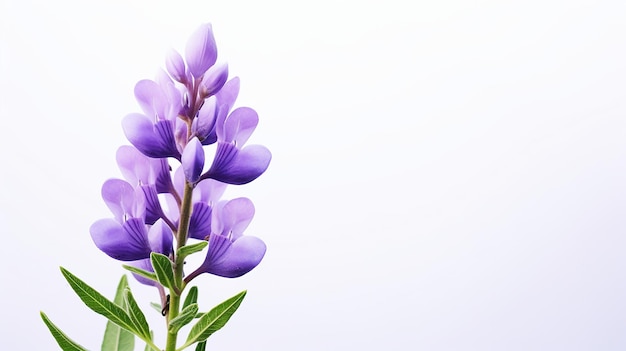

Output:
xmin=1 ymin=0 xmax=626 ymax=350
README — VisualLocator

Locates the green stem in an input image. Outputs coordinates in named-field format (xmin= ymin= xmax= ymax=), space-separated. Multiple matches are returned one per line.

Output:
xmin=165 ymin=181 xmax=195 ymax=351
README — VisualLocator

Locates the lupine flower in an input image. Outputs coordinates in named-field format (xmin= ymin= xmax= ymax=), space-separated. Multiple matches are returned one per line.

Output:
xmin=122 ymin=78 xmax=184 ymax=159
xmin=90 ymin=179 xmax=173 ymax=261
xmin=116 ymin=145 xmax=173 ymax=225
xmin=186 ymin=198 xmax=266 ymax=279
xmin=201 ymin=107 xmax=272 ymax=185
xmin=188 ymin=179 xmax=227 ymax=240
xmin=91 ymin=22 xmax=269 ymax=284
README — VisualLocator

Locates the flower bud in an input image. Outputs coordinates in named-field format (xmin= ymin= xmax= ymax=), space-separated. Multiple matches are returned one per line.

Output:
xmin=181 ymin=137 xmax=205 ymax=183
xmin=185 ymin=23 xmax=218 ymax=78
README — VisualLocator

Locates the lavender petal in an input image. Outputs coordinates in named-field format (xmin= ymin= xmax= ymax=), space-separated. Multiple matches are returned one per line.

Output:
xmin=185 ymin=23 xmax=217 ymax=78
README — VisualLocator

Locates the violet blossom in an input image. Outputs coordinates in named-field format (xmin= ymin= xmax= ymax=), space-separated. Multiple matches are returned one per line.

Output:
xmin=90 ymin=23 xmax=270 ymax=284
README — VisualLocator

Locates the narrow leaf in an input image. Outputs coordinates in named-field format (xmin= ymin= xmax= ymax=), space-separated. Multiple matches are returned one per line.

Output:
xmin=150 ymin=253 xmax=175 ymax=290
xmin=122 ymin=264 xmax=158 ymax=283
xmin=102 ymin=276 xmax=134 ymax=351
xmin=182 ymin=290 xmax=247 ymax=348
xmin=124 ymin=288 xmax=151 ymax=339
xmin=40 ymin=311 xmax=89 ymax=351
xmin=150 ymin=302 xmax=162 ymax=314
xmin=194 ymin=341 xmax=207 ymax=351
xmin=183 ymin=286 xmax=199 ymax=310
xmin=60 ymin=267 xmax=137 ymax=335
xmin=143 ymin=331 xmax=155 ymax=351
xmin=168 ymin=303 xmax=199 ymax=333
xmin=177 ymin=241 xmax=208 ymax=259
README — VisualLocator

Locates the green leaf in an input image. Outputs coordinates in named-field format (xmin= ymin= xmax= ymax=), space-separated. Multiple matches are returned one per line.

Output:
xmin=150 ymin=253 xmax=175 ymax=290
xmin=194 ymin=341 xmax=207 ymax=351
xmin=124 ymin=288 xmax=151 ymax=339
xmin=122 ymin=264 xmax=158 ymax=283
xmin=40 ymin=311 xmax=89 ymax=351
xmin=102 ymin=276 xmax=135 ymax=351
xmin=143 ymin=331 xmax=154 ymax=351
xmin=177 ymin=241 xmax=208 ymax=259
xmin=150 ymin=302 xmax=163 ymax=314
xmin=181 ymin=290 xmax=247 ymax=348
xmin=60 ymin=267 xmax=137 ymax=335
xmin=182 ymin=286 xmax=199 ymax=310
xmin=168 ymin=303 xmax=199 ymax=333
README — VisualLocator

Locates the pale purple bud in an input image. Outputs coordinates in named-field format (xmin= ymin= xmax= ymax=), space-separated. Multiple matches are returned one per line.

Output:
xmin=192 ymin=96 xmax=217 ymax=144
xmin=186 ymin=23 xmax=218 ymax=78
xmin=181 ymin=137 xmax=205 ymax=183
xmin=165 ymin=49 xmax=188 ymax=83
xmin=200 ymin=62 xmax=228 ymax=97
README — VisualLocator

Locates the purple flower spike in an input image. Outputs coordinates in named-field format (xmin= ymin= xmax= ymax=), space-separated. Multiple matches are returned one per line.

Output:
xmin=182 ymin=137 xmax=205 ymax=183
xmin=186 ymin=23 xmax=217 ymax=78
xmin=91 ymin=23 xmax=271 ymax=285
xmin=187 ymin=198 xmax=266 ymax=279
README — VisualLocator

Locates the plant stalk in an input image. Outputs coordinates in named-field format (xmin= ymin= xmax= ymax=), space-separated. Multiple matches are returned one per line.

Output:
xmin=164 ymin=181 xmax=195 ymax=351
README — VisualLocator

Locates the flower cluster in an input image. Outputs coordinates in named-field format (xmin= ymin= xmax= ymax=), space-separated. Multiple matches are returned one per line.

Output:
xmin=90 ymin=23 xmax=271 ymax=283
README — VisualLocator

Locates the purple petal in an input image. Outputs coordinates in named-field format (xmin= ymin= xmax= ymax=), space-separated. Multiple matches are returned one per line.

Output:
xmin=201 ymin=235 xmax=266 ymax=278
xmin=201 ymin=62 xmax=228 ymax=97
xmin=116 ymin=146 xmax=150 ymax=186
xmin=205 ymin=143 xmax=271 ymax=185
xmin=214 ymin=197 xmax=255 ymax=239
xmin=134 ymin=80 xmax=168 ymax=119
xmin=155 ymin=70 xmax=184 ymax=119
xmin=152 ymin=158 xmax=175 ymax=194
xmin=140 ymin=184 xmax=164 ymax=225
xmin=181 ymin=137 xmax=205 ymax=183
xmin=122 ymin=114 xmax=181 ymax=159
xmin=101 ymin=179 xmax=143 ymax=222
xmin=222 ymin=107 xmax=258 ymax=145
xmin=185 ymin=23 xmax=217 ymax=78
xmin=193 ymin=96 xmax=217 ymax=144
xmin=90 ymin=218 xmax=151 ymax=261
xmin=148 ymin=219 xmax=174 ymax=255
xmin=128 ymin=258 xmax=157 ymax=286
xmin=165 ymin=49 xmax=187 ymax=83
xmin=215 ymin=77 xmax=239 ymax=112
xmin=188 ymin=202 xmax=213 ymax=240
xmin=196 ymin=178 xmax=227 ymax=203
xmin=172 ymin=165 xmax=186 ymax=199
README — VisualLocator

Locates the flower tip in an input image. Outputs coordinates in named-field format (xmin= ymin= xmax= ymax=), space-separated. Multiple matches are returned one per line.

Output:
xmin=186 ymin=23 xmax=218 ymax=78
xmin=165 ymin=49 xmax=188 ymax=83
xmin=182 ymin=137 xmax=205 ymax=183
xmin=201 ymin=62 xmax=229 ymax=97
